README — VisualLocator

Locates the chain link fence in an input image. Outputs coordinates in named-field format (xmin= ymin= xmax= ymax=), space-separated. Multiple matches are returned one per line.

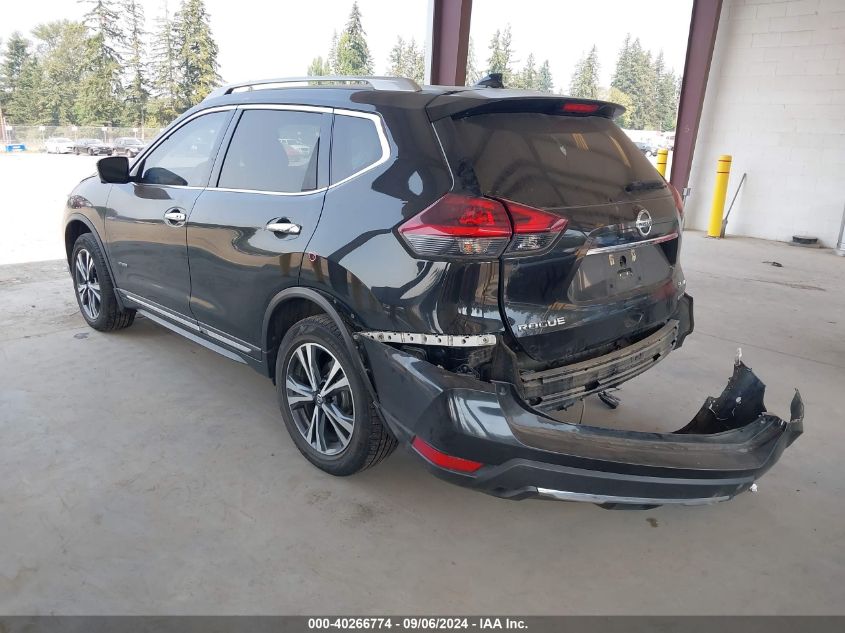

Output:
xmin=4 ymin=126 xmax=165 ymax=151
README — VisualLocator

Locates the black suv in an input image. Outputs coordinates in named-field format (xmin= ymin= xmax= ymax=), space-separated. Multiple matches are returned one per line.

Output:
xmin=63 ymin=76 xmax=802 ymax=507
xmin=112 ymin=137 xmax=147 ymax=157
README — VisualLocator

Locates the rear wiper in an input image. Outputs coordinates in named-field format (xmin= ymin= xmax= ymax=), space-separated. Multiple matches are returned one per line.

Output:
xmin=625 ymin=179 xmax=666 ymax=193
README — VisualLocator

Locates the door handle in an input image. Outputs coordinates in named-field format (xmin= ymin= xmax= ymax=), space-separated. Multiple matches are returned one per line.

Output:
xmin=266 ymin=220 xmax=301 ymax=235
xmin=163 ymin=208 xmax=187 ymax=227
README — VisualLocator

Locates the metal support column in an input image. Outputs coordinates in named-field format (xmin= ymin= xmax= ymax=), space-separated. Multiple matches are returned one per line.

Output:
xmin=670 ymin=0 xmax=724 ymax=195
xmin=425 ymin=0 xmax=473 ymax=86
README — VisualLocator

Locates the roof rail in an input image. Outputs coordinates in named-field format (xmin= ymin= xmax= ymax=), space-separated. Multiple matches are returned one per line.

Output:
xmin=204 ymin=76 xmax=421 ymax=101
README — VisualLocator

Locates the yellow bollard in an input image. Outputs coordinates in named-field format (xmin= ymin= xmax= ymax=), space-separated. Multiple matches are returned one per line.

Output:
xmin=707 ymin=155 xmax=732 ymax=238
xmin=656 ymin=148 xmax=668 ymax=177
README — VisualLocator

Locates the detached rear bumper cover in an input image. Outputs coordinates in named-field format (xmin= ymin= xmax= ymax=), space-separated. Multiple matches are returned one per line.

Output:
xmin=361 ymin=339 xmax=803 ymax=506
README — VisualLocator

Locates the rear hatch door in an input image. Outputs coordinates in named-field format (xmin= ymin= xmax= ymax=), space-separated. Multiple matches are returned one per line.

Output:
xmin=432 ymin=99 xmax=681 ymax=363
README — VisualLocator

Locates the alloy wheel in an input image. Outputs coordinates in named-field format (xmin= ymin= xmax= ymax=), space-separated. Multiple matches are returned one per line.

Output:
xmin=74 ymin=249 xmax=101 ymax=321
xmin=285 ymin=342 xmax=355 ymax=456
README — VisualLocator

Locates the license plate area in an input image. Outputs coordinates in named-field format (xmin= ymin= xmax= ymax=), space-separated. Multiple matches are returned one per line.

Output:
xmin=570 ymin=243 xmax=672 ymax=302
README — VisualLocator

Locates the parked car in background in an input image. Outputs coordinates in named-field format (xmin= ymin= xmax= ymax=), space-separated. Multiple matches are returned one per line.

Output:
xmin=45 ymin=137 xmax=75 ymax=154
xmin=63 ymin=76 xmax=802 ymax=508
xmin=634 ymin=140 xmax=657 ymax=157
xmin=280 ymin=137 xmax=312 ymax=165
xmin=663 ymin=132 xmax=675 ymax=151
xmin=73 ymin=138 xmax=113 ymax=156
xmin=112 ymin=137 xmax=147 ymax=157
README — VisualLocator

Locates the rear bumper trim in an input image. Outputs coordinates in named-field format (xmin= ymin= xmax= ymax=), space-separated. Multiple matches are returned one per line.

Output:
xmin=535 ymin=487 xmax=731 ymax=506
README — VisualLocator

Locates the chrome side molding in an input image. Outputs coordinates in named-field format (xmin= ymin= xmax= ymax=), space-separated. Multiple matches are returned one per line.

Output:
xmin=358 ymin=331 xmax=497 ymax=348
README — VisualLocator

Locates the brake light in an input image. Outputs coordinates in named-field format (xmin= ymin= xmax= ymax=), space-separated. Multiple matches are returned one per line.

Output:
xmin=561 ymin=102 xmax=600 ymax=114
xmin=399 ymin=194 xmax=511 ymax=258
xmin=668 ymin=182 xmax=684 ymax=217
xmin=412 ymin=437 xmax=484 ymax=473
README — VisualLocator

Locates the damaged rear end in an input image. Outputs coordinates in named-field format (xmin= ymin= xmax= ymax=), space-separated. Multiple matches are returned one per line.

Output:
xmin=361 ymin=336 xmax=803 ymax=507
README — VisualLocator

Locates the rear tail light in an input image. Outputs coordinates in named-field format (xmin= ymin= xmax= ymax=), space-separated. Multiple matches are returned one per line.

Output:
xmin=398 ymin=194 xmax=511 ymax=258
xmin=668 ymin=182 xmax=684 ymax=217
xmin=399 ymin=194 xmax=568 ymax=258
xmin=504 ymin=200 xmax=569 ymax=254
xmin=412 ymin=437 xmax=484 ymax=473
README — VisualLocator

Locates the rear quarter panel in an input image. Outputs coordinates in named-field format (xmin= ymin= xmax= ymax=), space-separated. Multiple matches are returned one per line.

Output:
xmin=300 ymin=102 xmax=504 ymax=335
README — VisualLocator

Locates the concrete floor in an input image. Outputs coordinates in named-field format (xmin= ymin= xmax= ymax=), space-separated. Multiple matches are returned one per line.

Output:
xmin=0 ymin=158 xmax=844 ymax=613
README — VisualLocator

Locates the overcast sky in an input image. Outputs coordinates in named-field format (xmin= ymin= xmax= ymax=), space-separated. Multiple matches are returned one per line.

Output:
xmin=3 ymin=0 xmax=693 ymax=91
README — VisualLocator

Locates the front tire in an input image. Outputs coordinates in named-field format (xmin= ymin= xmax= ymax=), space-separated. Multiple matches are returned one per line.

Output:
xmin=71 ymin=233 xmax=135 ymax=332
xmin=276 ymin=315 xmax=396 ymax=476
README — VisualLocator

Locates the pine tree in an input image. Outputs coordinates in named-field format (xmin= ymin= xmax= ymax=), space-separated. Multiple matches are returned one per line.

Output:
xmin=612 ymin=35 xmax=656 ymax=129
xmin=386 ymin=36 xmax=424 ymax=83
xmin=611 ymin=35 xmax=632 ymax=93
xmin=387 ymin=36 xmax=406 ymax=77
xmin=9 ymin=56 xmax=49 ymax=124
xmin=78 ymin=0 xmax=125 ymax=124
xmin=537 ymin=60 xmax=553 ymax=93
xmin=569 ymin=45 xmax=599 ymax=99
xmin=653 ymin=51 xmax=678 ymax=131
xmin=34 ymin=21 xmax=89 ymax=124
xmin=1 ymin=34 xmax=51 ymax=124
xmin=465 ymin=37 xmax=480 ymax=86
xmin=79 ymin=0 xmax=125 ymax=60
xmin=0 ymin=32 xmax=31 ymax=111
xmin=173 ymin=0 xmax=220 ymax=109
xmin=486 ymin=26 xmax=515 ymax=86
xmin=123 ymin=0 xmax=149 ymax=126
xmin=307 ymin=56 xmax=331 ymax=76
xmin=75 ymin=32 xmax=125 ymax=125
xmin=148 ymin=1 xmax=180 ymax=125
xmin=514 ymin=53 xmax=537 ymax=90
xmin=327 ymin=31 xmax=339 ymax=74
xmin=334 ymin=2 xmax=373 ymax=75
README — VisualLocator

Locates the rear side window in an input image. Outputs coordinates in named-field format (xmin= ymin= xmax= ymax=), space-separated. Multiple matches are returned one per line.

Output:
xmin=330 ymin=114 xmax=383 ymax=184
xmin=218 ymin=109 xmax=322 ymax=193
xmin=437 ymin=113 xmax=660 ymax=208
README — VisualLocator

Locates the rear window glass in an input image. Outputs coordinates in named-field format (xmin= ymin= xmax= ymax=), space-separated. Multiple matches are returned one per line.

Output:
xmin=331 ymin=115 xmax=383 ymax=184
xmin=437 ymin=113 xmax=661 ymax=208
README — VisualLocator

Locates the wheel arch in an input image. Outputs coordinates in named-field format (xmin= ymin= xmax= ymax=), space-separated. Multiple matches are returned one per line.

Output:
xmin=262 ymin=287 xmax=366 ymax=384
xmin=65 ymin=213 xmax=126 ymax=311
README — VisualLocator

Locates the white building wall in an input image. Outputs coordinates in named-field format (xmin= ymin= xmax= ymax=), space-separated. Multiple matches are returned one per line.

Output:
xmin=685 ymin=0 xmax=845 ymax=246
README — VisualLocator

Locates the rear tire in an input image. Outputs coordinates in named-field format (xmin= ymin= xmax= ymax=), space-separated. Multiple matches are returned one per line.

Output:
xmin=276 ymin=315 xmax=396 ymax=476
xmin=71 ymin=233 xmax=135 ymax=332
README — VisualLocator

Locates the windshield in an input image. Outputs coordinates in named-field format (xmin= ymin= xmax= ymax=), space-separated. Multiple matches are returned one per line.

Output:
xmin=437 ymin=113 xmax=663 ymax=208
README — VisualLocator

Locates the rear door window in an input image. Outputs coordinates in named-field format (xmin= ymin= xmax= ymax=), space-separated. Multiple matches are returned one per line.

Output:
xmin=330 ymin=114 xmax=384 ymax=184
xmin=218 ymin=109 xmax=323 ymax=193
xmin=436 ymin=113 xmax=661 ymax=208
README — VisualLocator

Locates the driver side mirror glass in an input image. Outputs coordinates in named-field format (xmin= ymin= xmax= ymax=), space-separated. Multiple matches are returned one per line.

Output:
xmin=97 ymin=156 xmax=130 ymax=184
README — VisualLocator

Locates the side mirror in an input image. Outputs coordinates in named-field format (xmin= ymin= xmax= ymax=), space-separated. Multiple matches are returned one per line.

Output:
xmin=97 ymin=156 xmax=130 ymax=184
